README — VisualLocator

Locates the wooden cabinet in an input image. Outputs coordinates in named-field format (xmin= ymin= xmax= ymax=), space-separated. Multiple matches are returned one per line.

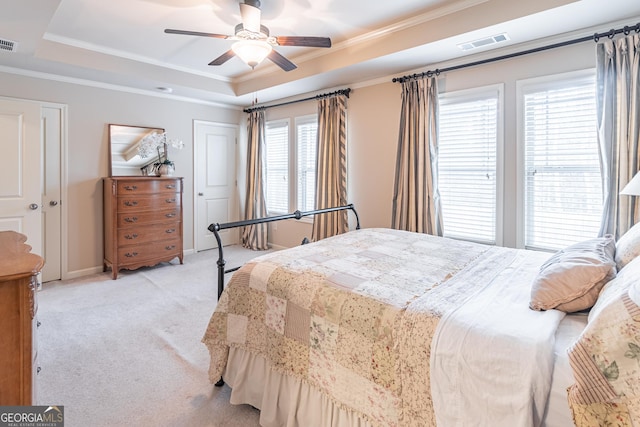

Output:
xmin=0 ymin=231 xmax=44 ymax=405
xmin=103 ymin=177 xmax=183 ymax=279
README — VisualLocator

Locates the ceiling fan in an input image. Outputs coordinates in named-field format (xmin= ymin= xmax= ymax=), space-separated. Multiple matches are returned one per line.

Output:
xmin=164 ymin=0 xmax=332 ymax=71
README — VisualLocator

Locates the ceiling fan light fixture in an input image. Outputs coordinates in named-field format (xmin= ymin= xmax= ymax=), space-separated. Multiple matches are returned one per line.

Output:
xmin=232 ymin=39 xmax=272 ymax=69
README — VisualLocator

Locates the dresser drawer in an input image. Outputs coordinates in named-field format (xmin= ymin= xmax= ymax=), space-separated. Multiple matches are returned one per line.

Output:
xmin=117 ymin=239 xmax=182 ymax=264
xmin=117 ymin=195 xmax=181 ymax=212
xmin=117 ymin=223 xmax=180 ymax=246
xmin=117 ymin=209 xmax=180 ymax=227
xmin=116 ymin=179 xmax=181 ymax=195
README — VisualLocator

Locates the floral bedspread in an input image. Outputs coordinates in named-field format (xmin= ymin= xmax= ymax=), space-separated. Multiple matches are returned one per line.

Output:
xmin=202 ymin=228 xmax=520 ymax=426
xmin=567 ymin=292 xmax=640 ymax=426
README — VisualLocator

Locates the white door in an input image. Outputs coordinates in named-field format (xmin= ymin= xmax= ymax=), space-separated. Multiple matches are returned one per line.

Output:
xmin=194 ymin=121 xmax=238 ymax=251
xmin=0 ymin=98 xmax=42 ymax=255
xmin=41 ymin=106 xmax=63 ymax=282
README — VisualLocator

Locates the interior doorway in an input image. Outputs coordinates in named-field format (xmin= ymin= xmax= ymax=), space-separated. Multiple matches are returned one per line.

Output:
xmin=41 ymin=104 xmax=66 ymax=282
xmin=193 ymin=120 xmax=239 ymax=251
xmin=0 ymin=97 xmax=65 ymax=282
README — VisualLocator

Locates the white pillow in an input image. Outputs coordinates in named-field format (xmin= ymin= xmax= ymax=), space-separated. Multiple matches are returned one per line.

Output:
xmin=629 ymin=272 xmax=640 ymax=306
xmin=614 ymin=221 xmax=640 ymax=270
xmin=589 ymin=254 xmax=640 ymax=323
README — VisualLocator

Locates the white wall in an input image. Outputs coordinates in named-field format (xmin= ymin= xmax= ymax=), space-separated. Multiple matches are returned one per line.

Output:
xmin=0 ymin=71 xmax=242 ymax=278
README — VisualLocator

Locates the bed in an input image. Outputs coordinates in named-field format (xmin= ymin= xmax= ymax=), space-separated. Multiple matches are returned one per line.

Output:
xmin=202 ymin=225 xmax=640 ymax=427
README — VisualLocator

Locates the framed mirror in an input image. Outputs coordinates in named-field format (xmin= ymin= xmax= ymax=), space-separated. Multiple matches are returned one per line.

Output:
xmin=108 ymin=124 xmax=165 ymax=176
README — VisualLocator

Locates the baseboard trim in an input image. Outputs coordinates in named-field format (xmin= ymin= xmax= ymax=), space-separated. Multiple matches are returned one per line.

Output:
xmin=61 ymin=266 xmax=104 ymax=281
xmin=60 ymin=250 xmax=196 ymax=281
xmin=269 ymin=243 xmax=287 ymax=251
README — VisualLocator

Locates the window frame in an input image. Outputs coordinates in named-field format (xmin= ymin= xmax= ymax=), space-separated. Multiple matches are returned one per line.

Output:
xmin=294 ymin=114 xmax=318 ymax=215
xmin=515 ymin=68 xmax=600 ymax=250
xmin=264 ymin=118 xmax=290 ymax=216
xmin=264 ymin=114 xmax=318 ymax=220
xmin=438 ymin=83 xmax=505 ymax=246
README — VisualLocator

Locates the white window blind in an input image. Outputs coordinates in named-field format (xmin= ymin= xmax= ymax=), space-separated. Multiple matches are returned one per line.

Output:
xmin=265 ymin=120 xmax=289 ymax=214
xmin=522 ymin=73 xmax=601 ymax=251
xmin=296 ymin=116 xmax=317 ymax=212
xmin=439 ymin=89 xmax=499 ymax=244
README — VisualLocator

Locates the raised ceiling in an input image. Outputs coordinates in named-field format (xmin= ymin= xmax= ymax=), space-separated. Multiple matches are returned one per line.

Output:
xmin=1 ymin=0 xmax=639 ymax=107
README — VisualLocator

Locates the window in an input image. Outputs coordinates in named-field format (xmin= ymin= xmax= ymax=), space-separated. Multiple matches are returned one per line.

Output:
xmin=520 ymin=71 xmax=601 ymax=251
xmin=264 ymin=115 xmax=318 ymax=215
xmin=265 ymin=120 xmax=289 ymax=214
xmin=296 ymin=116 xmax=317 ymax=212
xmin=438 ymin=86 xmax=502 ymax=245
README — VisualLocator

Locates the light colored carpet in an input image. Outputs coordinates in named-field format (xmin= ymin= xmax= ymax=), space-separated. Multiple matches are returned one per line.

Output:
xmin=36 ymin=246 xmax=269 ymax=427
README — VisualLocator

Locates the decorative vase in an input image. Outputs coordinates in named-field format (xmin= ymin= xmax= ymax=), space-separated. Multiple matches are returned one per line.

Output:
xmin=158 ymin=163 xmax=174 ymax=176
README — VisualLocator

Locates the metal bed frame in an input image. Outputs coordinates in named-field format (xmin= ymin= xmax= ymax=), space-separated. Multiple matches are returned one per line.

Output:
xmin=208 ymin=204 xmax=361 ymax=300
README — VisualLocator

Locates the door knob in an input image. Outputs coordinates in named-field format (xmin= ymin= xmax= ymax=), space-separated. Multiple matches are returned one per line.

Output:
xmin=198 ymin=192 xmax=204 ymax=196
xmin=29 ymin=203 xmax=39 ymax=210
xmin=49 ymin=200 xmax=58 ymax=206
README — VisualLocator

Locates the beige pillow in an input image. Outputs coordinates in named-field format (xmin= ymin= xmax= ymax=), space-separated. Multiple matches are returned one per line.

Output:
xmin=614 ymin=221 xmax=640 ymax=270
xmin=529 ymin=235 xmax=616 ymax=313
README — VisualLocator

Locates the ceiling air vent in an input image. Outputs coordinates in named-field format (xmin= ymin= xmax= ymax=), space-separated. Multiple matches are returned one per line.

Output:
xmin=0 ymin=37 xmax=18 ymax=52
xmin=457 ymin=33 xmax=509 ymax=51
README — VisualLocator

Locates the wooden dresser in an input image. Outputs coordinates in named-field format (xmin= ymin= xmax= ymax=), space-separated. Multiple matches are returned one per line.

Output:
xmin=0 ymin=231 xmax=44 ymax=405
xmin=103 ymin=176 xmax=183 ymax=279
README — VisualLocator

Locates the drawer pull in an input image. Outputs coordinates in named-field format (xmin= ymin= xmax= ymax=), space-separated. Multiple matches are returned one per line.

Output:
xmin=165 ymin=184 xmax=176 ymax=189
xmin=165 ymin=198 xmax=176 ymax=203
xmin=125 ymin=252 xmax=139 ymax=257
xmin=124 ymin=201 xmax=139 ymax=207
xmin=124 ymin=233 xmax=139 ymax=240
xmin=123 ymin=185 xmax=138 ymax=191
xmin=165 ymin=228 xmax=176 ymax=234
xmin=165 ymin=245 xmax=176 ymax=250
xmin=165 ymin=213 xmax=176 ymax=218
xmin=124 ymin=217 xmax=138 ymax=223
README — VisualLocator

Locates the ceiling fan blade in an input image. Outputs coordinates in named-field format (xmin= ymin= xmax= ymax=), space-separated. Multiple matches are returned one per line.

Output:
xmin=208 ymin=50 xmax=236 ymax=66
xmin=239 ymin=2 xmax=261 ymax=33
xmin=164 ymin=29 xmax=230 ymax=39
xmin=275 ymin=36 xmax=331 ymax=48
xmin=268 ymin=50 xmax=297 ymax=72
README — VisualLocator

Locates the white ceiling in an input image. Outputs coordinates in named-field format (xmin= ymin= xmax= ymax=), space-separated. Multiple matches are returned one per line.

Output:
xmin=1 ymin=0 xmax=640 ymax=107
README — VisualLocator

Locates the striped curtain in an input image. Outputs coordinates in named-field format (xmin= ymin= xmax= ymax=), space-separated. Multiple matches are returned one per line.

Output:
xmin=241 ymin=110 xmax=269 ymax=250
xmin=597 ymin=34 xmax=640 ymax=239
xmin=391 ymin=77 xmax=443 ymax=235
xmin=311 ymin=94 xmax=349 ymax=241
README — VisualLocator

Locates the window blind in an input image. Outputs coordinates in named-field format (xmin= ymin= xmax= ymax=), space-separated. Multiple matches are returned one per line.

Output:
xmin=296 ymin=117 xmax=317 ymax=212
xmin=439 ymin=90 xmax=499 ymax=244
xmin=523 ymin=74 xmax=601 ymax=251
xmin=265 ymin=120 xmax=289 ymax=214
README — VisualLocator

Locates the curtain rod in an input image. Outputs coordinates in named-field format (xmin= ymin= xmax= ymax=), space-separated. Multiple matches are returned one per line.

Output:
xmin=392 ymin=22 xmax=640 ymax=83
xmin=243 ymin=88 xmax=351 ymax=113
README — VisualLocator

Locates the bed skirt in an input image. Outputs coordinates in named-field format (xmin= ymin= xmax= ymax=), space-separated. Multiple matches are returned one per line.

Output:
xmin=225 ymin=346 xmax=373 ymax=427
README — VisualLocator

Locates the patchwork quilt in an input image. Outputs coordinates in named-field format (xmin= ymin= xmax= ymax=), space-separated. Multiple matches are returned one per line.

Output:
xmin=202 ymin=228 xmax=522 ymax=426
xmin=567 ymin=293 xmax=640 ymax=426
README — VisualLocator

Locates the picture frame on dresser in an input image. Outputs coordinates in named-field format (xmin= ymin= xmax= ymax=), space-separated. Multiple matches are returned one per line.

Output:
xmin=108 ymin=124 xmax=165 ymax=177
